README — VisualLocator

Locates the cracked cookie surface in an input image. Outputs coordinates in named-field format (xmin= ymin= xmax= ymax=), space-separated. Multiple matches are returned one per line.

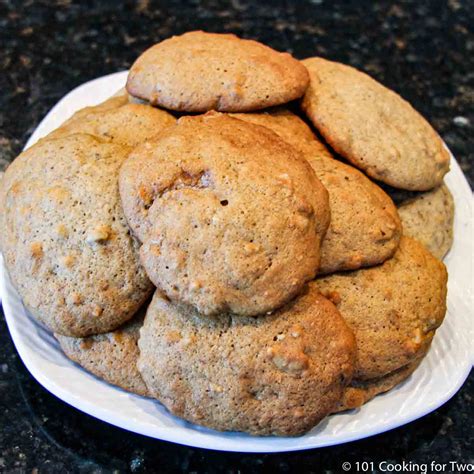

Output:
xmin=138 ymin=284 xmax=355 ymax=436
xmin=119 ymin=112 xmax=330 ymax=316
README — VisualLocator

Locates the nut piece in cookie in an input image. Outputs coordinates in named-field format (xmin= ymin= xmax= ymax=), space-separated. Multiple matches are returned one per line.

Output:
xmin=127 ymin=31 xmax=309 ymax=112
xmin=317 ymin=236 xmax=447 ymax=381
xmin=56 ymin=309 xmax=148 ymax=396
xmin=137 ymin=284 xmax=356 ymax=436
xmin=48 ymin=92 xmax=175 ymax=148
xmin=397 ymin=183 xmax=454 ymax=259
xmin=120 ymin=112 xmax=330 ymax=317
xmin=0 ymin=134 xmax=153 ymax=336
xmin=301 ymin=57 xmax=450 ymax=191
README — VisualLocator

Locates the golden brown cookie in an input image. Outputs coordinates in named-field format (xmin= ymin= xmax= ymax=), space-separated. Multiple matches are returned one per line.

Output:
xmin=229 ymin=108 xmax=319 ymax=154
xmin=301 ymin=58 xmax=450 ymax=191
xmin=336 ymin=354 xmax=425 ymax=412
xmin=317 ymin=236 xmax=447 ymax=380
xmin=398 ymin=184 xmax=454 ymax=259
xmin=120 ymin=112 xmax=330 ymax=317
xmin=56 ymin=309 xmax=148 ymax=396
xmin=0 ymin=134 xmax=153 ymax=336
xmin=138 ymin=284 xmax=356 ymax=436
xmin=48 ymin=93 xmax=175 ymax=148
xmin=229 ymin=112 xmax=402 ymax=273
xmin=127 ymin=31 xmax=309 ymax=112
xmin=304 ymin=145 xmax=402 ymax=274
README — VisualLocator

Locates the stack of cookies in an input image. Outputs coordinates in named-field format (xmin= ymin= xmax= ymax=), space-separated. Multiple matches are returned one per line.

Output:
xmin=0 ymin=31 xmax=452 ymax=436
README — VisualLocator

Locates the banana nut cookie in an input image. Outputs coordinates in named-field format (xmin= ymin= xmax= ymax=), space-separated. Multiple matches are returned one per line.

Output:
xmin=56 ymin=309 xmax=148 ymax=396
xmin=398 ymin=183 xmax=454 ymax=259
xmin=304 ymin=145 xmax=402 ymax=274
xmin=229 ymin=108 xmax=319 ymax=154
xmin=138 ymin=284 xmax=356 ymax=436
xmin=336 ymin=353 xmax=426 ymax=412
xmin=301 ymin=58 xmax=450 ymax=191
xmin=127 ymin=31 xmax=309 ymax=112
xmin=317 ymin=237 xmax=447 ymax=380
xmin=0 ymin=134 xmax=153 ymax=337
xmin=230 ymin=111 xmax=402 ymax=273
xmin=120 ymin=112 xmax=330 ymax=317
xmin=48 ymin=93 xmax=175 ymax=148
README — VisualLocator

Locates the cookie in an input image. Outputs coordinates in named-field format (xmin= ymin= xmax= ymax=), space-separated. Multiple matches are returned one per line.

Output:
xmin=229 ymin=108 xmax=319 ymax=154
xmin=111 ymin=87 xmax=148 ymax=104
xmin=375 ymin=183 xmax=419 ymax=207
xmin=127 ymin=31 xmax=309 ymax=112
xmin=56 ymin=309 xmax=148 ymax=396
xmin=398 ymin=184 xmax=454 ymax=259
xmin=317 ymin=236 xmax=447 ymax=380
xmin=48 ymin=93 xmax=175 ymax=148
xmin=138 ymin=284 xmax=356 ymax=436
xmin=0 ymin=134 xmax=153 ymax=336
xmin=304 ymin=146 xmax=402 ymax=274
xmin=229 ymin=112 xmax=402 ymax=274
xmin=336 ymin=354 xmax=425 ymax=412
xmin=301 ymin=58 xmax=450 ymax=191
xmin=120 ymin=112 xmax=330 ymax=317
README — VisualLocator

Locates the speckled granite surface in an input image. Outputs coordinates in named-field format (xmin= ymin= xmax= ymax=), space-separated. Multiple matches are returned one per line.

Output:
xmin=0 ymin=0 xmax=472 ymax=472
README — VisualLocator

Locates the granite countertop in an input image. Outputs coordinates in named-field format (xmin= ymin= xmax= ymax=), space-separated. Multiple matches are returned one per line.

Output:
xmin=0 ymin=1 xmax=472 ymax=472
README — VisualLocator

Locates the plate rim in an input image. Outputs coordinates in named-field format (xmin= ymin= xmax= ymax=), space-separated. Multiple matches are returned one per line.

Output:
xmin=1 ymin=71 xmax=473 ymax=453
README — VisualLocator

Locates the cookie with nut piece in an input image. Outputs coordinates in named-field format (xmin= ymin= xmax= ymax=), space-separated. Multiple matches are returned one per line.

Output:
xmin=335 ymin=354 xmax=426 ymax=412
xmin=397 ymin=183 xmax=454 ymax=259
xmin=317 ymin=236 xmax=447 ymax=383
xmin=303 ymin=144 xmax=403 ymax=274
xmin=0 ymin=134 xmax=153 ymax=336
xmin=119 ymin=112 xmax=330 ymax=317
xmin=56 ymin=308 xmax=148 ymax=396
xmin=301 ymin=57 xmax=450 ymax=191
xmin=0 ymin=28 xmax=457 ymax=440
xmin=230 ymin=112 xmax=402 ymax=274
xmin=137 ymin=284 xmax=356 ymax=436
xmin=229 ymin=107 xmax=322 ymax=155
xmin=126 ymin=31 xmax=309 ymax=112
xmin=48 ymin=92 xmax=175 ymax=148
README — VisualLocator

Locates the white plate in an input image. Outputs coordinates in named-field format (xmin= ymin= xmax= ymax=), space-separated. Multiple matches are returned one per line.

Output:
xmin=1 ymin=72 xmax=473 ymax=453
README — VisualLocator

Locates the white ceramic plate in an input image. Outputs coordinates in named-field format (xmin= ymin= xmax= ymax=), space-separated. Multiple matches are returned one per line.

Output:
xmin=1 ymin=72 xmax=473 ymax=453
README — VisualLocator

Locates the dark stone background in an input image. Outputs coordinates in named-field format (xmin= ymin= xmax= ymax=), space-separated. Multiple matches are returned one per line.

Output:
xmin=0 ymin=1 xmax=472 ymax=472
